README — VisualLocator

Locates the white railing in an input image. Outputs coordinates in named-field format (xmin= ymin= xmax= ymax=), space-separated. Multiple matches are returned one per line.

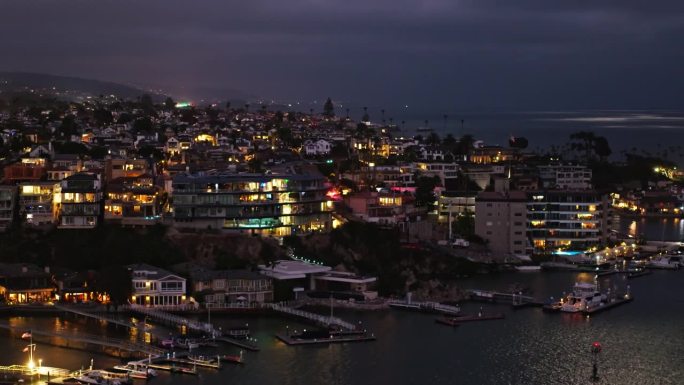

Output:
xmin=267 ymin=303 xmax=355 ymax=330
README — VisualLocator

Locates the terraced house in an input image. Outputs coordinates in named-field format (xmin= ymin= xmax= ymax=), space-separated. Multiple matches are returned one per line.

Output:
xmin=171 ymin=165 xmax=332 ymax=236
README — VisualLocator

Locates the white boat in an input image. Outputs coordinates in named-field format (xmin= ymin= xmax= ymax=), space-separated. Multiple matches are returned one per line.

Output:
xmin=515 ymin=265 xmax=541 ymax=272
xmin=556 ymin=282 xmax=607 ymax=313
xmin=112 ymin=364 xmax=157 ymax=379
xmin=175 ymin=338 xmax=200 ymax=350
xmin=647 ymin=256 xmax=680 ymax=270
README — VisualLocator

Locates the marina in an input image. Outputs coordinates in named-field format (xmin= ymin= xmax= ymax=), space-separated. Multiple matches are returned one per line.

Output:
xmin=0 ymin=268 xmax=680 ymax=385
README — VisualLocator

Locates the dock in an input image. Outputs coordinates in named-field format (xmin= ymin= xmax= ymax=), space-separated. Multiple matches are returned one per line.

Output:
xmin=275 ymin=333 xmax=376 ymax=346
xmin=215 ymin=336 xmax=259 ymax=351
xmin=436 ymin=313 xmax=505 ymax=327
xmin=266 ymin=303 xmax=356 ymax=331
xmin=0 ymin=322 xmax=163 ymax=357
xmin=127 ymin=304 xmax=219 ymax=336
xmin=388 ymin=300 xmax=461 ymax=316
xmin=54 ymin=304 xmax=138 ymax=330
xmin=467 ymin=290 xmax=544 ymax=307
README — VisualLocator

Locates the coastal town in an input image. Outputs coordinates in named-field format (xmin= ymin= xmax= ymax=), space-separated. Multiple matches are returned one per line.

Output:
xmin=0 ymin=89 xmax=682 ymax=382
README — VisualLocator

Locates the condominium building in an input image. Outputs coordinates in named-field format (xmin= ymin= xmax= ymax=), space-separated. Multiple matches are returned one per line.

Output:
xmin=475 ymin=190 xmax=610 ymax=255
xmin=54 ymin=173 xmax=102 ymax=229
xmin=171 ymin=166 xmax=332 ymax=236
xmin=527 ymin=190 xmax=610 ymax=251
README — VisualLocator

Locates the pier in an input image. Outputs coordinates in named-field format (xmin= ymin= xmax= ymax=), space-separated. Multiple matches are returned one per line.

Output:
xmin=127 ymin=304 xmax=219 ymax=337
xmin=0 ymin=322 xmax=163 ymax=357
xmin=267 ymin=303 xmax=356 ymax=331
xmin=54 ymin=304 xmax=139 ymax=330
xmin=467 ymin=290 xmax=544 ymax=307
xmin=275 ymin=333 xmax=376 ymax=345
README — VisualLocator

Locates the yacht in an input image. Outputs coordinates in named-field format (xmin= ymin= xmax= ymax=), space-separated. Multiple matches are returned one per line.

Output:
xmin=647 ymin=256 xmax=680 ymax=270
xmin=555 ymin=282 xmax=607 ymax=313
xmin=111 ymin=364 xmax=157 ymax=380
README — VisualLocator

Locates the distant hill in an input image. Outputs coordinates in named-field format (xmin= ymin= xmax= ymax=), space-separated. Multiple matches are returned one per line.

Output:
xmin=0 ymin=71 xmax=158 ymax=100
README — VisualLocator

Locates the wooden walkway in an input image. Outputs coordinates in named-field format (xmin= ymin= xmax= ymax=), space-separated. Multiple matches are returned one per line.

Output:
xmin=127 ymin=304 xmax=219 ymax=337
xmin=267 ymin=303 xmax=356 ymax=330
xmin=54 ymin=305 xmax=138 ymax=329
xmin=0 ymin=322 xmax=163 ymax=356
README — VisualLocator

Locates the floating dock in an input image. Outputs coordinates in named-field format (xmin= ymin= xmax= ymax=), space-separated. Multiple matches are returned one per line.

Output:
xmin=215 ymin=336 xmax=259 ymax=351
xmin=436 ymin=313 xmax=505 ymax=327
xmin=275 ymin=333 xmax=376 ymax=346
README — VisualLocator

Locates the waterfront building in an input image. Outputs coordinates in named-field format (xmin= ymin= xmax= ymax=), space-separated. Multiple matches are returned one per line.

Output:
xmin=0 ymin=186 xmax=17 ymax=232
xmin=0 ymin=263 xmax=55 ymax=304
xmin=311 ymin=271 xmax=378 ymax=300
xmin=171 ymin=166 xmax=332 ymax=236
xmin=54 ymin=173 xmax=102 ymax=229
xmin=128 ymin=263 xmax=187 ymax=307
xmin=527 ymin=190 xmax=610 ymax=252
xmin=189 ymin=269 xmax=274 ymax=305
xmin=258 ymin=260 xmax=331 ymax=301
xmin=475 ymin=190 xmax=610 ymax=255
xmin=19 ymin=181 xmax=60 ymax=226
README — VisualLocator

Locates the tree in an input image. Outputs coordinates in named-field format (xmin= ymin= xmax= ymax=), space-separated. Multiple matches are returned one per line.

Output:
xmin=58 ymin=115 xmax=78 ymax=138
xmin=414 ymin=175 xmax=441 ymax=208
xmin=443 ymin=134 xmax=457 ymax=149
xmin=323 ymin=97 xmax=335 ymax=117
xmin=133 ymin=117 xmax=153 ymax=133
xmin=426 ymin=132 xmax=441 ymax=145
xmin=164 ymin=97 xmax=175 ymax=110
xmin=139 ymin=94 xmax=155 ymax=113
xmin=361 ymin=107 xmax=370 ymax=123
xmin=225 ymin=101 xmax=231 ymax=111
xmin=93 ymin=108 xmax=113 ymax=127
xmin=456 ymin=134 xmax=475 ymax=155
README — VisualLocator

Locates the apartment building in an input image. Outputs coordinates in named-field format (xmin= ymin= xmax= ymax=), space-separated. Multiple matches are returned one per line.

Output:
xmin=55 ymin=173 xmax=102 ymax=229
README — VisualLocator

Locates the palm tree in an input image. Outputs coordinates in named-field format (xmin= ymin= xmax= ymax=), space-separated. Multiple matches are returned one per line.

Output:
xmin=443 ymin=114 xmax=448 ymax=130
xmin=244 ymin=103 xmax=250 ymax=112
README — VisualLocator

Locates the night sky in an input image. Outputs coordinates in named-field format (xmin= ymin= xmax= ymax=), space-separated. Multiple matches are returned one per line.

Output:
xmin=1 ymin=1 xmax=683 ymax=112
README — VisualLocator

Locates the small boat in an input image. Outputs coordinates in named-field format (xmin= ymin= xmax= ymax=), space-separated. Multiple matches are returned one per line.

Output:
xmin=220 ymin=353 xmax=244 ymax=365
xmin=82 ymin=371 xmax=131 ymax=385
xmin=647 ymin=256 xmax=680 ymax=270
xmin=174 ymin=339 xmax=200 ymax=350
xmin=111 ymin=365 xmax=157 ymax=380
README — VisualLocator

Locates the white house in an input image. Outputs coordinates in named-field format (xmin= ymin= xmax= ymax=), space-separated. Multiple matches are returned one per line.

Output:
xmin=303 ymin=139 xmax=332 ymax=156
xmin=128 ymin=264 xmax=187 ymax=307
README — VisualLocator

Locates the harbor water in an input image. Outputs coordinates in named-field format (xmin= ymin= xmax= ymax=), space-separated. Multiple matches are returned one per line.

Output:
xmin=1 ymin=270 xmax=683 ymax=385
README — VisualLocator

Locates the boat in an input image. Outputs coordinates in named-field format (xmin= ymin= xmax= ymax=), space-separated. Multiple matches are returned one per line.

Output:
xmin=62 ymin=375 xmax=121 ymax=385
xmin=111 ymin=364 xmax=157 ymax=380
xmin=220 ymin=353 xmax=244 ymax=365
xmin=225 ymin=326 xmax=250 ymax=340
xmin=548 ymin=282 xmax=608 ymax=313
xmin=82 ymin=371 xmax=131 ymax=385
xmin=416 ymin=126 xmax=433 ymax=132
xmin=647 ymin=256 xmax=680 ymax=270
xmin=174 ymin=338 xmax=200 ymax=350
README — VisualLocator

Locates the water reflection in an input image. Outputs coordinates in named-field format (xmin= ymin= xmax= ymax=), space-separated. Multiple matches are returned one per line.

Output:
xmin=617 ymin=216 xmax=684 ymax=241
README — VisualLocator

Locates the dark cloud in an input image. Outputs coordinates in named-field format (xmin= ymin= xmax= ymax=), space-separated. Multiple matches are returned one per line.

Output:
xmin=1 ymin=0 xmax=683 ymax=112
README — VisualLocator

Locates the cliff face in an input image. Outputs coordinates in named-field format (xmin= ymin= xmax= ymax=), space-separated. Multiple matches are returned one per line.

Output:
xmin=166 ymin=230 xmax=284 ymax=269
xmin=286 ymin=222 xmax=478 ymax=299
